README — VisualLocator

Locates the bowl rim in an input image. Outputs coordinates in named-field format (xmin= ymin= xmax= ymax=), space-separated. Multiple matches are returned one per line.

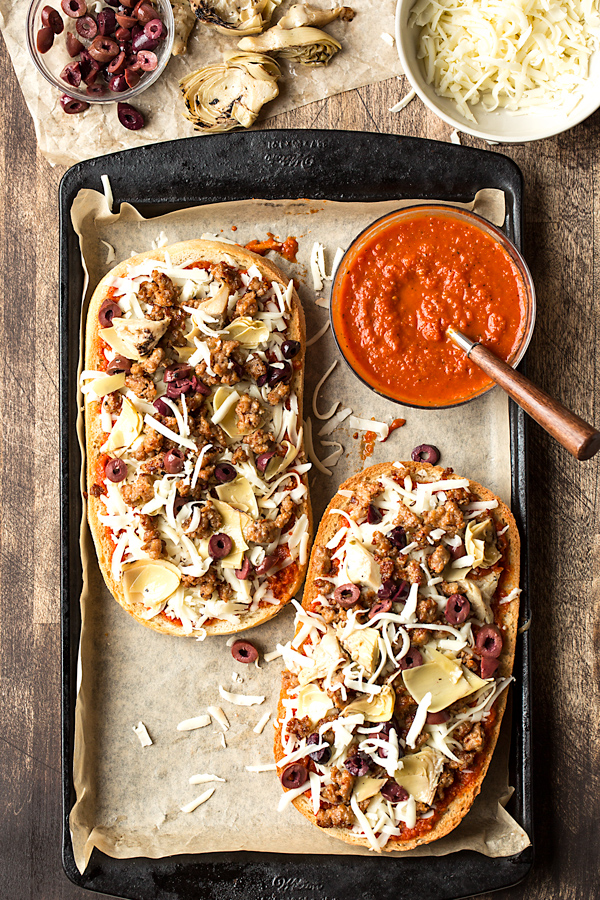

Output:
xmin=329 ymin=203 xmax=537 ymax=411
xmin=26 ymin=0 xmax=174 ymax=105
xmin=394 ymin=0 xmax=600 ymax=143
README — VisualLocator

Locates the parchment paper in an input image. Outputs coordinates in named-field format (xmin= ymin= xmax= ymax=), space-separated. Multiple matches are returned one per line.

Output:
xmin=0 ymin=0 xmax=403 ymax=167
xmin=69 ymin=191 xmax=531 ymax=873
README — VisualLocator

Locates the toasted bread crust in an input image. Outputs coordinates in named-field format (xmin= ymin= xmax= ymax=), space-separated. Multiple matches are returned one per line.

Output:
xmin=275 ymin=461 xmax=520 ymax=850
xmin=85 ymin=240 xmax=311 ymax=635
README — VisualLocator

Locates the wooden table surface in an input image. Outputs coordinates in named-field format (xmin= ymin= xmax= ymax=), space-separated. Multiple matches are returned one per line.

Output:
xmin=1 ymin=24 xmax=599 ymax=900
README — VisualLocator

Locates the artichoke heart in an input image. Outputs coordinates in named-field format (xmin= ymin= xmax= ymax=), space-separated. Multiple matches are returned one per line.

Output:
xmin=341 ymin=626 xmax=380 ymax=677
xmin=238 ymin=25 xmax=342 ymax=66
xmin=171 ymin=0 xmax=197 ymax=55
xmin=190 ymin=0 xmax=282 ymax=34
xmin=180 ymin=52 xmax=281 ymax=133
xmin=278 ymin=4 xmax=355 ymax=29
xmin=343 ymin=684 xmax=395 ymax=722
xmin=465 ymin=518 xmax=502 ymax=569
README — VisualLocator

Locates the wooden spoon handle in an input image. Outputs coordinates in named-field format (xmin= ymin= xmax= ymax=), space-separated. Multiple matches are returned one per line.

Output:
xmin=468 ymin=343 xmax=600 ymax=461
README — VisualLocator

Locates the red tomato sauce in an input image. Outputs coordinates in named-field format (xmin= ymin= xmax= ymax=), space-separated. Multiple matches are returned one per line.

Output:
xmin=333 ymin=213 xmax=528 ymax=407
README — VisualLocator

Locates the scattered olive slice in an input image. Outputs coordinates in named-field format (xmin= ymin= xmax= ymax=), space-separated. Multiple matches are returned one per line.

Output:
xmin=481 ymin=656 xmax=500 ymax=679
xmin=368 ymin=598 xmax=392 ymax=619
xmin=76 ymin=14 xmax=98 ymax=39
xmin=163 ymin=448 xmax=185 ymax=474
xmin=411 ymin=443 xmax=441 ymax=465
xmin=333 ymin=583 xmax=360 ymax=608
xmin=106 ymin=355 xmax=132 ymax=374
xmin=153 ymin=397 xmax=170 ymax=416
xmin=231 ymin=640 xmax=258 ymax=664
xmin=42 ymin=5 xmax=64 ymax=33
xmin=281 ymin=339 xmax=300 ymax=359
xmin=98 ymin=298 xmax=122 ymax=327
xmin=386 ymin=525 xmax=407 ymax=550
xmin=104 ymin=457 xmax=127 ymax=482
xmin=426 ymin=710 xmax=450 ymax=724
xmin=66 ymin=31 xmax=84 ymax=56
xmin=280 ymin=762 xmax=307 ymax=790
xmin=60 ymin=93 xmax=89 ymax=113
xmin=476 ymin=624 xmax=503 ymax=658
xmin=117 ymin=101 xmax=145 ymax=130
xmin=235 ymin=557 xmax=252 ymax=580
xmin=256 ymin=451 xmax=275 ymax=473
xmin=215 ymin=463 xmax=236 ymax=484
xmin=306 ymin=732 xmax=330 ymax=764
xmin=445 ymin=593 xmax=470 ymax=625
xmin=254 ymin=554 xmax=278 ymax=575
xmin=381 ymin=781 xmax=408 ymax=803
xmin=173 ymin=495 xmax=191 ymax=517
xmin=208 ymin=533 xmax=233 ymax=560
xmin=366 ymin=503 xmax=382 ymax=524
xmin=344 ymin=752 xmax=371 ymax=777
xmin=61 ymin=0 xmax=87 ymax=18
xmin=398 ymin=647 xmax=423 ymax=670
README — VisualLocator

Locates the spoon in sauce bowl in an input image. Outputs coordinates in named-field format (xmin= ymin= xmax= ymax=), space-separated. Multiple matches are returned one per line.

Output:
xmin=447 ymin=326 xmax=600 ymax=461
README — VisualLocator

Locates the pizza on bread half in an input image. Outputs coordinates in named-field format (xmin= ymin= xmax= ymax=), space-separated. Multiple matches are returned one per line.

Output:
xmin=274 ymin=461 xmax=520 ymax=850
xmin=83 ymin=239 xmax=312 ymax=635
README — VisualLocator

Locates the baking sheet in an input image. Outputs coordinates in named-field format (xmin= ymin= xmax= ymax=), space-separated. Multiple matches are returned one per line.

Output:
xmin=68 ymin=188 xmax=530 ymax=874
xmin=0 ymin=0 xmax=403 ymax=166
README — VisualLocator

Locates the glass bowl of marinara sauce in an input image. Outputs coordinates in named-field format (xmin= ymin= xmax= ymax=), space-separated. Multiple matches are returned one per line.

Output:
xmin=330 ymin=205 xmax=536 ymax=409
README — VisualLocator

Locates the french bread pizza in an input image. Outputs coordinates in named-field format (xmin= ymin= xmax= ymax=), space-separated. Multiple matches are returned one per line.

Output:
xmin=275 ymin=461 xmax=520 ymax=851
xmin=82 ymin=239 xmax=312 ymax=635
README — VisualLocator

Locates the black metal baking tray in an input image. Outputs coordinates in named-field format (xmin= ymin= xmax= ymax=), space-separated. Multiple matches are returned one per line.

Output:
xmin=59 ymin=129 xmax=533 ymax=900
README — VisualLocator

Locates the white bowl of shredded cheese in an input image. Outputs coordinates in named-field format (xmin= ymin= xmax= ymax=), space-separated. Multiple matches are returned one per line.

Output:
xmin=395 ymin=0 xmax=600 ymax=142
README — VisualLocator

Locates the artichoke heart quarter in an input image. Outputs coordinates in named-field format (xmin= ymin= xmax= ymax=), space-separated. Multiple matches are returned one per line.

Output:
xmin=238 ymin=25 xmax=342 ymax=66
xmin=180 ymin=53 xmax=281 ymax=133
xmin=190 ymin=0 xmax=282 ymax=34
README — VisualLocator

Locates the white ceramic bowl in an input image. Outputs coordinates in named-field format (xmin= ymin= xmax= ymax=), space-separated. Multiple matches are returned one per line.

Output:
xmin=395 ymin=0 xmax=600 ymax=143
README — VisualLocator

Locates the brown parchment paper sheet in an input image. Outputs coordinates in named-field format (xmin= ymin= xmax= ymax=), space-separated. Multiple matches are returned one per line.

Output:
xmin=69 ymin=190 xmax=531 ymax=873
xmin=0 ymin=0 xmax=403 ymax=167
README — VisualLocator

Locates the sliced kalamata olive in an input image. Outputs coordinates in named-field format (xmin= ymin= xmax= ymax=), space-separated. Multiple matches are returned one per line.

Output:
xmin=107 ymin=49 xmax=126 ymax=74
xmin=344 ymin=752 xmax=371 ymax=777
xmin=97 ymin=7 xmax=116 ymax=34
xmin=66 ymin=31 xmax=84 ymax=56
xmin=124 ymin=66 xmax=142 ymax=87
xmin=280 ymin=762 xmax=308 ymax=790
xmin=88 ymin=35 xmax=120 ymax=62
xmin=426 ymin=710 xmax=450 ymax=725
xmin=450 ymin=541 xmax=466 ymax=561
xmin=381 ymin=781 xmax=409 ymax=804
xmin=115 ymin=25 xmax=131 ymax=40
xmin=42 ymin=6 xmax=64 ymax=33
xmin=79 ymin=50 xmax=100 ymax=84
xmin=173 ymin=495 xmax=191 ymax=517
xmin=387 ymin=525 xmax=407 ymax=550
xmin=136 ymin=49 xmax=157 ymax=70
xmin=164 ymin=448 xmax=185 ymax=474
xmin=109 ymin=73 xmax=128 ymax=91
xmin=131 ymin=29 xmax=157 ymax=51
xmin=256 ymin=451 xmax=276 ymax=473
xmin=281 ymin=339 xmax=300 ymax=359
xmin=138 ymin=4 xmax=160 ymax=25
xmin=267 ymin=361 xmax=292 ymax=386
xmin=115 ymin=11 xmax=137 ymax=27
xmin=366 ymin=503 xmax=382 ymax=525
xmin=76 ymin=14 xmax=97 ymax=39
xmin=257 ymin=372 xmax=269 ymax=388
xmin=117 ymin=101 xmax=144 ymax=129
xmin=307 ymin=732 xmax=331 ymax=764
xmin=235 ymin=557 xmax=252 ymax=580
xmin=481 ymin=657 xmax=500 ymax=679
xmin=369 ymin=598 xmax=392 ymax=619
xmin=105 ymin=457 xmax=127 ymax=482
xmin=106 ymin=355 xmax=132 ymax=374
xmin=166 ymin=379 xmax=195 ymax=398
xmin=378 ymin=579 xmax=396 ymax=600
xmin=106 ymin=0 xmax=120 ymax=5
xmin=61 ymin=0 xmax=87 ymax=17
xmin=87 ymin=83 xmax=106 ymax=96
xmin=411 ymin=443 xmax=440 ymax=465
xmin=255 ymin=554 xmax=278 ymax=576
xmin=398 ymin=647 xmax=423 ymax=670
xmin=60 ymin=61 xmax=82 ymax=86
xmin=392 ymin=579 xmax=410 ymax=603
xmin=476 ymin=624 xmax=503 ymax=658
xmin=231 ymin=640 xmax=258 ymax=664
xmin=445 ymin=593 xmax=470 ymax=625
xmin=120 ymin=0 xmax=137 ymax=7
xmin=333 ymin=583 xmax=361 ymax=608
xmin=153 ymin=396 xmax=170 ymax=416
xmin=195 ymin=378 xmax=211 ymax=396
xmin=215 ymin=463 xmax=236 ymax=484
xmin=60 ymin=94 xmax=89 ymax=113
xmin=98 ymin=298 xmax=122 ymax=327
xmin=164 ymin=363 xmax=191 ymax=382
xmin=37 ymin=26 xmax=55 ymax=52
xmin=209 ymin=533 xmax=233 ymax=560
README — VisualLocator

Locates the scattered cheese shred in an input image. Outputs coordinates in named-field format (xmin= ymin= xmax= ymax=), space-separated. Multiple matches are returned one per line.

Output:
xmin=304 ymin=417 xmax=332 ymax=476
xmin=101 ymin=174 xmax=113 ymax=212
xmin=189 ymin=773 xmax=226 ymax=784
xmin=207 ymin=706 xmax=230 ymax=731
xmin=218 ymin=685 xmax=265 ymax=706
xmin=380 ymin=31 xmax=394 ymax=45
xmin=177 ymin=714 xmax=211 ymax=732
xmin=406 ymin=691 xmax=432 ymax=749
xmin=318 ymin=406 xmax=352 ymax=437
xmin=450 ymin=130 xmax=462 ymax=145
xmin=310 ymin=242 xmax=327 ymax=291
xmin=389 ymin=89 xmax=416 ymax=113
xmin=253 ymin=710 xmax=272 ymax=734
xmin=306 ymin=319 xmax=331 ymax=347
xmin=347 ymin=415 xmax=390 ymax=441
xmin=180 ymin=787 xmax=215 ymax=813
xmin=132 ymin=722 xmax=153 ymax=747
xmin=312 ymin=361 xmax=340 ymax=420
xmin=101 ymin=239 xmax=116 ymax=263
xmin=264 ymin=648 xmax=283 ymax=662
